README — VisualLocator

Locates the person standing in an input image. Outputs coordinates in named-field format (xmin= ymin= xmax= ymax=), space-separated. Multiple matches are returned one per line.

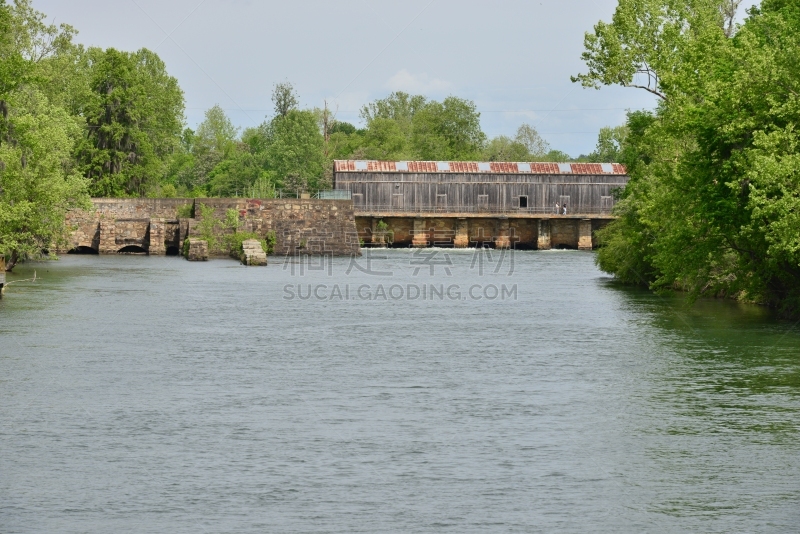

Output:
xmin=563 ymin=204 xmax=568 ymax=215
xmin=555 ymin=203 xmax=560 ymax=215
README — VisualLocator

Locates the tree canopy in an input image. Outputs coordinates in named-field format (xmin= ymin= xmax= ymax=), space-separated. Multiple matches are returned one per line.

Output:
xmin=580 ymin=0 xmax=800 ymax=314
xmin=0 ymin=0 xmax=89 ymax=271
xmin=77 ymin=47 xmax=184 ymax=197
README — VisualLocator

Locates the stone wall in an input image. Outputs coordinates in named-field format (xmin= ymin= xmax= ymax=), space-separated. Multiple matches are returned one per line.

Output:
xmin=91 ymin=198 xmax=192 ymax=220
xmin=62 ymin=198 xmax=360 ymax=257
xmin=189 ymin=198 xmax=359 ymax=256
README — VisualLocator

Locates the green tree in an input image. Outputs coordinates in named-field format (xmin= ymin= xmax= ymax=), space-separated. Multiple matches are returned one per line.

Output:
xmin=514 ymin=124 xmax=550 ymax=158
xmin=360 ymin=91 xmax=427 ymax=138
xmin=272 ymin=81 xmax=298 ymax=118
xmin=76 ymin=47 xmax=184 ymax=197
xmin=589 ymin=0 xmax=800 ymax=314
xmin=189 ymin=104 xmax=239 ymax=190
xmin=571 ymin=0 xmax=730 ymax=100
xmin=483 ymin=124 xmax=551 ymax=161
xmin=361 ymin=117 xmax=413 ymax=160
xmin=326 ymin=122 xmax=366 ymax=161
xmin=588 ymin=125 xmax=628 ymax=162
xmin=261 ymin=109 xmax=326 ymax=191
xmin=411 ymin=96 xmax=486 ymax=160
xmin=161 ymin=127 xmax=197 ymax=195
xmin=483 ymin=136 xmax=529 ymax=162
xmin=6 ymin=0 xmax=91 ymax=119
xmin=0 ymin=89 xmax=89 ymax=271
xmin=196 ymin=104 xmax=238 ymax=150
xmin=208 ymin=146 xmax=265 ymax=197
xmin=541 ymin=149 xmax=573 ymax=162
xmin=0 ymin=1 xmax=31 ymax=99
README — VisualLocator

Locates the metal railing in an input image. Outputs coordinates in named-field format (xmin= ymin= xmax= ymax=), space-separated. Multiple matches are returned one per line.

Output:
xmin=352 ymin=204 xmax=614 ymax=216
xmin=315 ymin=190 xmax=353 ymax=200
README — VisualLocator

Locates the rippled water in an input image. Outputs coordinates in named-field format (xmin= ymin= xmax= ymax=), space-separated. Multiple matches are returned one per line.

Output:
xmin=1 ymin=251 xmax=798 ymax=533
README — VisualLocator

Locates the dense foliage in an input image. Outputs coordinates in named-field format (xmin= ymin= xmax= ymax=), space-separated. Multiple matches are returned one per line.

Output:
xmin=576 ymin=0 xmax=800 ymax=314
xmin=0 ymin=0 xmax=88 ymax=271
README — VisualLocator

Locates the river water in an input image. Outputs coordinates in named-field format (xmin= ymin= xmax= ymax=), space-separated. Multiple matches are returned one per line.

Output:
xmin=1 ymin=250 xmax=798 ymax=533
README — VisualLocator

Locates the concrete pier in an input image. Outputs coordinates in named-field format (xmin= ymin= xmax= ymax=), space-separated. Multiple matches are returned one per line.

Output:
xmin=412 ymin=218 xmax=428 ymax=247
xmin=494 ymin=219 xmax=511 ymax=249
xmin=537 ymin=220 xmax=551 ymax=250
xmin=99 ymin=220 xmax=116 ymax=254
xmin=578 ymin=219 xmax=593 ymax=250
xmin=454 ymin=219 xmax=469 ymax=248
xmin=357 ymin=214 xmax=605 ymax=250
xmin=147 ymin=218 xmax=167 ymax=255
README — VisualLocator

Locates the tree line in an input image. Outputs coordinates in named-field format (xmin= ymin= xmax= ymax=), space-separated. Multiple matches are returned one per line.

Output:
xmin=0 ymin=0 xmax=613 ymax=203
xmin=574 ymin=0 xmax=800 ymax=314
xmin=164 ymin=88 xmax=609 ymax=199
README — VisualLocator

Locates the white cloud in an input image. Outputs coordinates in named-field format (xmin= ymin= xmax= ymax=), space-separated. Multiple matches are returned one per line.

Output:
xmin=386 ymin=69 xmax=452 ymax=94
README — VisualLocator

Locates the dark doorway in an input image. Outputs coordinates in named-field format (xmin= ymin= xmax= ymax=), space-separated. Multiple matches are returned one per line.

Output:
xmin=519 ymin=196 xmax=528 ymax=208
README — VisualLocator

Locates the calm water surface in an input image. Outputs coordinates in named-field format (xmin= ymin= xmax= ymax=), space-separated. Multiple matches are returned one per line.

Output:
xmin=1 ymin=251 xmax=798 ymax=533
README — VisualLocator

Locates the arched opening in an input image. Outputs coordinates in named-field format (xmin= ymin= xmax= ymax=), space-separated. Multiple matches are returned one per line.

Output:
xmin=68 ymin=246 xmax=99 ymax=255
xmin=118 ymin=245 xmax=148 ymax=254
xmin=166 ymin=245 xmax=180 ymax=256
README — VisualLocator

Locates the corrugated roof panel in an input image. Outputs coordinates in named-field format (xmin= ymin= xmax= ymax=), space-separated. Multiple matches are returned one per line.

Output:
xmin=335 ymin=160 xmax=355 ymax=172
xmin=530 ymin=163 xmax=559 ymax=174
xmin=333 ymin=160 xmax=627 ymax=174
xmin=407 ymin=161 xmax=437 ymax=172
xmin=450 ymin=161 xmax=479 ymax=173
xmin=570 ymin=163 xmax=604 ymax=174
xmin=367 ymin=161 xmax=396 ymax=172
xmin=491 ymin=162 xmax=519 ymax=173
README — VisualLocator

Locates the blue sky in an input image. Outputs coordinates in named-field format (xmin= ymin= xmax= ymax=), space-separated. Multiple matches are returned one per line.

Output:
xmin=34 ymin=0 xmax=759 ymax=157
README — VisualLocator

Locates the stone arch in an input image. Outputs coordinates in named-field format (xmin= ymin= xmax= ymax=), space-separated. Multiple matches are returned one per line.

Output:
xmin=117 ymin=245 xmax=148 ymax=254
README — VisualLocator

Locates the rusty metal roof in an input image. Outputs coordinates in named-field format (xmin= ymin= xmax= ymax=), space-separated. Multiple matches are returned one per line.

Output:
xmin=334 ymin=160 xmax=627 ymax=175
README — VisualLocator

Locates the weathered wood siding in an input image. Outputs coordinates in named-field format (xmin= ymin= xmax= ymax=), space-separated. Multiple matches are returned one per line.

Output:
xmin=334 ymin=172 xmax=629 ymax=213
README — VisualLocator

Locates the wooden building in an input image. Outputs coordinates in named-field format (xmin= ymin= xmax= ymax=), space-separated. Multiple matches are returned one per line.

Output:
xmin=333 ymin=160 xmax=629 ymax=215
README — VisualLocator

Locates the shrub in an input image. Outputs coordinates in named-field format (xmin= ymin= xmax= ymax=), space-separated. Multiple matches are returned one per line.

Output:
xmin=176 ymin=203 xmax=193 ymax=218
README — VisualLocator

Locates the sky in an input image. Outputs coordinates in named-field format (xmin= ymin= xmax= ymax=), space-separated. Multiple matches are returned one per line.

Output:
xmin=32 ymin=0 xmax=760 ymax=157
